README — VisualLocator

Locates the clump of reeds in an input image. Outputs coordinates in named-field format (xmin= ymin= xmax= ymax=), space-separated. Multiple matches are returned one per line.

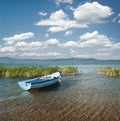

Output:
xmin=97 ymin=66 xmax=120 ymax=77
xmin=0 ymin=65 xmax=81 ymax=78
xmin=60 ymin=66 xmax=80 ymax=76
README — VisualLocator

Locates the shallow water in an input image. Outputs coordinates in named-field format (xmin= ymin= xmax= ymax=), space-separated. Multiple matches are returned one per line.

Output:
xmin=0 ymin=65 xmax=120 ymax=121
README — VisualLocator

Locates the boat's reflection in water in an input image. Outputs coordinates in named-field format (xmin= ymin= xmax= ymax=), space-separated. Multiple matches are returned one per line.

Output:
xmin=21 ymin=91 xmax=34 ymax=98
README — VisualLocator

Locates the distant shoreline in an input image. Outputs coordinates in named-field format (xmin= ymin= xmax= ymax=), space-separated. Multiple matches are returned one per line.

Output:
xmin=0 ymin=57 xmax=120 ymax=66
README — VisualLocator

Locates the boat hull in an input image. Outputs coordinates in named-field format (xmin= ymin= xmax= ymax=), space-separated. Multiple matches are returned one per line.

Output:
xmin=31 ymin=77 xmax=60 ymax=89
xmin=18 ymin=72 xmax=61 ymax=90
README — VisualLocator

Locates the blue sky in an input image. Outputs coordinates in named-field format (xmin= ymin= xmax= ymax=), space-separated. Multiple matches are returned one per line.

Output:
xmin=0 ymin=0 xmax=120 ymax=60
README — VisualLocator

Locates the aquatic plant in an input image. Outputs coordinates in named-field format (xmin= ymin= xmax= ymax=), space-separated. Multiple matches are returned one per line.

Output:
xmin=97 ymin=66 xmax=120 ymax=77
xmin=0 ymin=65 xmax=81 ymax=78
xmin=60 ymin=66 xmax=79 ymax=76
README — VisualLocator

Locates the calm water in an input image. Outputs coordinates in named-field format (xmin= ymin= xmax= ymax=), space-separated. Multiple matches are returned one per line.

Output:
xmin=0 ymin=65 xmax=120 ymax=121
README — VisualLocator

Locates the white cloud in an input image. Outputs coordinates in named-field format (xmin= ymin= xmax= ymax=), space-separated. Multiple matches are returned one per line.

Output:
xmin=45 ymin=33 xmax=49 ymax=38
xmin=1 ymin=31 xmax=120 ymax=59
xmin=60 ymin=41 xmax=77 ymax=47
xmin=48 ymin=26 xmax=67 ymax=32
xmin=59 ymin=31 xmax=112 ymax=48
xmin=60 ymin=31 xmax=120 ymax=53
xmin=15 ymin=41 xmax=43 ymax=47
xmin=118 ymin=20 xmax=120 ymax=23
xmin=35 ymin=9 xmax=87 ymax=32
xmin=55 ymin=0 xmax=74 ymax=6
xmin=0 ymin=38 xmax=61 ymax=59
xmin=65 ymin=30 xmax=73 ymax=36
xmin=74 ymin=2 xmax=113 ymax=25
xmin=112 ymin=13 xmax=120 ymax=23
xmin=0 ymin=46 xmax=15 ymax=53
xmin=14 ymin=38 xmax=60 ymax=52
xmin=38 ymin=11 xmax=47 ymax=16
xmin=35 ymin=10 xmax=68 ymax=32
xmin=100 ymin=42 xmax=120 ymax=51
xmin=68 ymin=5 xmax=75 ymax=11
xmin=50 ymin=9 xmax=68 ymax=20
xmin=15 ymin=38 xmax=60 ymax=48
xmin=69 ymin=48 xmax=75 ymax=54
xmin=46 ymin=39 xmax=59 ymax=45
xmin=79 ymin=31 xmax=111 ymax=47
xmin=3 ymin=32 xmax=34 ymax=44
xmin=36 ymin=10 xmax=68 ymax=27
xmin=16 ymin=52 xmax=62 ymax=59
xmin=14 ymin=41 xmax=45 ymax=52
xmin=112 ymin=17 xmax=116 ymax=22
xmin=35 ymin=2 xmax=113 ymax=32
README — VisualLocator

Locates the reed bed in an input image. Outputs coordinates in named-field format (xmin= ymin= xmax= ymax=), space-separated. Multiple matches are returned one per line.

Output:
xmin=97 ymin=66 xmax=120 ymax=77
xmin=0 ymin=65 xmax=81 ymax=78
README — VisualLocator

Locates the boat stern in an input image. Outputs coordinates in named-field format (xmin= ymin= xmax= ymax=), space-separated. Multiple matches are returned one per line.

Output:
xmin=18 ymin=81 xmax=31 ymax=90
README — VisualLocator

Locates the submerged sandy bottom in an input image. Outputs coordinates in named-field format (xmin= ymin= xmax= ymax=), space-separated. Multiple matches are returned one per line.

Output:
xmin=0 ymin=91 xmax=120 ymax=121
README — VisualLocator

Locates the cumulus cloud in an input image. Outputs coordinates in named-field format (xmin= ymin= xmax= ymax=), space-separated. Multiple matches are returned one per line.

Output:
xmin=14 ymin=41 xmax=46 ymax=52
xmin=55 ymin=0 xmax=74 ymax=6
xmin=0 ymin=46 xmax=15 ymax=53
xmin=38 ymin=11 xmax=47 ymax=16
xmin=45 ymin=39 xmax=59 ymax=45
xmin=79 ymin=31 xmax=111 ymax=47
xmin=1 ymin=31 xmax=120 ymax=59
xmin=59 ymin=31 xmax=111 ymax=48
xmin=3 ymin=32 xmax=34 ymax=44
xmin=15 ymin=41 xmax=43 ymax=47
xmin=60 ymin=41 xmax=77 ymax=47
xmin=0 ymin=38 xmax=61 ymax=59
xmin=74 ymin=2 xmax=113 ymax=25
xmin=50 ymin=9 xmax=68 ymax=20
xmin=14 ymin=38 xmax=60 ymax=52
xmin=35 ymin=9 xmax=68 ymax=27
xmin=60 ymin=31 xmax=119 ymax=50
xmin=48 ymin=27 xmax=67 ymax=32
xmin=35 ymin=9 xmax=87 ymax=32
xmin=35 ymin=2 xmax=113 ymax=32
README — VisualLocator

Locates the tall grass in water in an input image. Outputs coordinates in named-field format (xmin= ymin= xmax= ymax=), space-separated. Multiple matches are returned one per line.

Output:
xmin=60 ymin=66 xmax=79 ymax=76
xmin=0 ymin=65 xmax=80 ymax=78
xmin=97 ymin=66 xmax=120 ymax=77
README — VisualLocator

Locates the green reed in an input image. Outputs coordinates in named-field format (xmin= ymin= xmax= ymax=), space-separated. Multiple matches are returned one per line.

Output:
xmin=97 ymin=66 xmax=120 ymax=77
xmin=0 ymin=65 xmax=80 ymax=78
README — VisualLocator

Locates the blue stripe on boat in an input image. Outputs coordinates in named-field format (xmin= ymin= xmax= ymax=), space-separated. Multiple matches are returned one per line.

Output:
xmin=28 ymin=77 xmax=59 ymax=85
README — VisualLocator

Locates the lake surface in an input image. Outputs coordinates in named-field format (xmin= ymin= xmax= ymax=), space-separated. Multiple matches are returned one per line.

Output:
xmin=0 ymin=65 xmax=120 ymax=121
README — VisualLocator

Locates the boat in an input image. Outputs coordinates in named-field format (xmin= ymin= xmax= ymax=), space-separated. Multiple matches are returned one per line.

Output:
xmin=18 ymin=72 xmax=61 ymax=90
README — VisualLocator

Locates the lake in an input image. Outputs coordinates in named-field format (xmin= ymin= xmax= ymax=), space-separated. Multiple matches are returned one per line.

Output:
xmin=0 ymin=65 xmax=120 ymax=121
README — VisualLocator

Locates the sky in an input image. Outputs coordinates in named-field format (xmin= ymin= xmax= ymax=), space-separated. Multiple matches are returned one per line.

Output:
xmin=0 ymin=0 xmax=120 ymax=60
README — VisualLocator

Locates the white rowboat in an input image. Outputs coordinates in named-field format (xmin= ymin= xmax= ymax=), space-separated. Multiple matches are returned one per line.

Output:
xmin=18 ymin=72 xmax=61 ymax=90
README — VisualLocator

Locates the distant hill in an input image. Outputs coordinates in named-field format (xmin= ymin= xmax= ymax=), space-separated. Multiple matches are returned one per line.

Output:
xmin=0 ymin=57 xmax=120 ymax=66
